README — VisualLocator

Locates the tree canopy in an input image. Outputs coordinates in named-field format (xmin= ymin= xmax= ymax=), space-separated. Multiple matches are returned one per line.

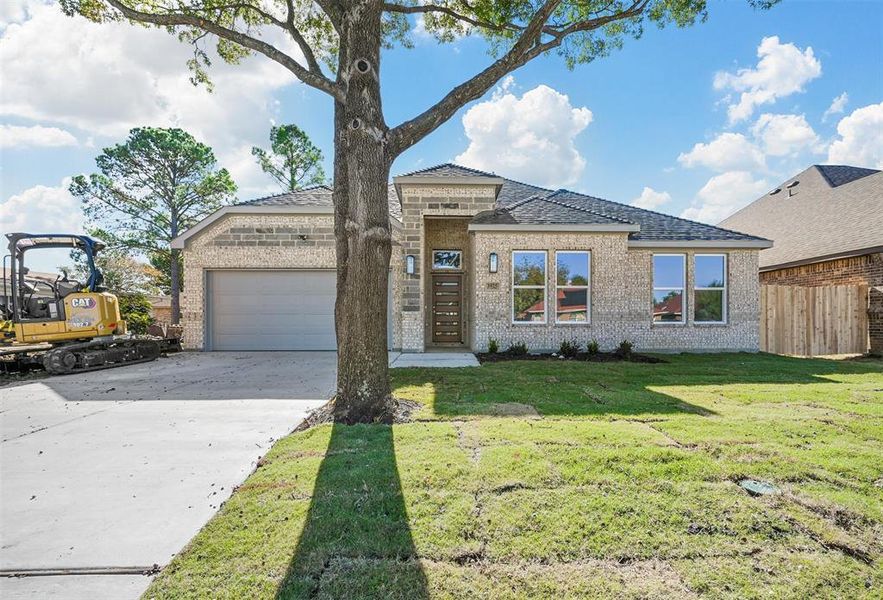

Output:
xmin=70 ymin=126 xmax=236 ymax=323
xmin=62 ymin=1 xmax=779 ymax=158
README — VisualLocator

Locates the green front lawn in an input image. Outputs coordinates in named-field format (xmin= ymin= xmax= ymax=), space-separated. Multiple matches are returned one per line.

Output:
xmin=145 ymin=353 xmax=883 ymax=599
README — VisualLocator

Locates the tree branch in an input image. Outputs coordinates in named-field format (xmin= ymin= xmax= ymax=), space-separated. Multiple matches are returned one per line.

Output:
xmin=387 ymin=0 xmax=562 ymax=155
xmin=381 ymin=2 xmax=517 ymax=33
xmin=387 ymin=0 xmax=649 ymax=156
xmin=103 ymin=0 xmax=343 ymax=101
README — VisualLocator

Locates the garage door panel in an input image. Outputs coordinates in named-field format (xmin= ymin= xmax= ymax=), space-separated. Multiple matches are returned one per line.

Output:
xmin=208 ymin=270 xmax=338 ymax=351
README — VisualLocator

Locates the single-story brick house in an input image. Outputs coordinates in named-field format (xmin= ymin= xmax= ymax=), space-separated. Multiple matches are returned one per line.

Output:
xmin=171 ymin=164 xmax=772 ymax=353
xmin=720 ymin=164 xmax=882 ymax=354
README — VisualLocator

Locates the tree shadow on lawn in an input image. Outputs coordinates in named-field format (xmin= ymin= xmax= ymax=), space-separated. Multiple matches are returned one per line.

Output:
xmin=391 ymin=352 xmax=882 ymax=419
xmin=275 ymin=423 xmax=429 ymax=599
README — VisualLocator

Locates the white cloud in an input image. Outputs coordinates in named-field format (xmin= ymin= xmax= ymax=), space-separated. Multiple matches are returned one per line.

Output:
xmin=0 ymin=0 xmax=32 ymax=29
xmin=822 ymin=92 xmax=849 ymax=122
xmin=826 ymin=102 xmax=883 ymax=168
xmin=681 ymin=171 xmax=769 ymax=224
xmin=751 ymin=113 xmax=818 ymax=156
xmin=678 ymin=132 xmax=765 ymax=172
xmin=714 ymin=36 xmax=822 ymax=123
xmin=0 ymin=178 xmax=87 ymax=273
xmin=630 ymin=187 xmax=672 ymax=210
xmin=0 ymin=2 xmax=302 ymax=197
xmin=455 ymin=84 xmax=593 ymax=187
xmin=0 ymin=124 xmax=78 ymax=148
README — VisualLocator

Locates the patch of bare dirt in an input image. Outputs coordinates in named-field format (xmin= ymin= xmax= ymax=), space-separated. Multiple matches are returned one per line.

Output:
xmin=294 ymin=397 xmax=422 ymax=432
xmin=485 ymin=402 xmax=541 ymax=417
xmin=477 ymin=351 xmax=665 ymax=364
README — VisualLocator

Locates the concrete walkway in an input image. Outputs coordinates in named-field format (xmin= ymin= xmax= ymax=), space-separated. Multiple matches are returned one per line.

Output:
xmin=389 ymin=352 xmax=480 ymax=368
xmin=0 ymin=352 xmax=332 ymax=599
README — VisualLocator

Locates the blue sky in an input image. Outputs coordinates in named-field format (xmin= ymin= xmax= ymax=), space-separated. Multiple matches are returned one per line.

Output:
xmin=1 ymin=0 xmax=882 ymax=273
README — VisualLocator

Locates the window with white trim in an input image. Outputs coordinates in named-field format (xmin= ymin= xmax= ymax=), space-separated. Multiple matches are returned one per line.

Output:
xmin=512 ymin=251 xmax=546 ymax=323
xmin=652 ymin=254 xmax=685 ymax=323
xmin=555 ymin=251 xmax=590 ymax=323
xmin=694 ymin=254 xmax=727 ymax=323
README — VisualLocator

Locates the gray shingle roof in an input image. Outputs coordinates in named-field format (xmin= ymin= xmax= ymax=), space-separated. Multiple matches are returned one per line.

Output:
xmin=239 ymin=184 xmax=402 ymax=221
xmin=473 ymin=195 xmax=631 ymax=226
xmin=815 ymin=164 xmax=880 ymax=188
xmin=397 ymin=162 xmax=499 ymax=178
xmin=233 ymin=164 xmax=770 ymax=243
xmin=719 ymin=164 xmax=883 ymax=268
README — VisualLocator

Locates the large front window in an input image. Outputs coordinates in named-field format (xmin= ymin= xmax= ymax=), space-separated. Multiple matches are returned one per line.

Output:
xmin=694 ymin=254 xmax=727 ymax=323
xmin=512 ymin=251 xmax=546 ymax=323
xmin=556 ymin=251 xmax=590 ymax=323
xmin=653 ymin=254 xmax=685 ymax=323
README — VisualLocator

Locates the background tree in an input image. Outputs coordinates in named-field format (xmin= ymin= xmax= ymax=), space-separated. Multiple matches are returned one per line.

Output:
xmin=70 ymin=227 xmax=163 ymax=295
xmin=70 ymin=127 xmax=237 ymax=324
xmin=61 ymin=0 xmax=779 ymax=424
xmin=252 ymin=124 xmax=327 ymax=191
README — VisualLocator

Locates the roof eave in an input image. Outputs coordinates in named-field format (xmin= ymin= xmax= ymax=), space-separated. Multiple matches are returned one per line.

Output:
xmin=468 ymin=223 xmax=640 ymax=233
xmin=628 ymin=239 xmax=773 ymax=249
xmin=760 ymin=244 xmax=883 ymax=272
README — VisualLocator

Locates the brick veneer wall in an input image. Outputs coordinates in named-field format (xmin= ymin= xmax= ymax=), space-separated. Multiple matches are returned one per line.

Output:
xmin=398 ymin=184 xmax=497 ymax=351
xmin=760 ymin=252 xmax=883 ymax=354
xmin=180 ymin=213 xmax=403 ymax=350
xmin=470 ymin=231 xmax=762 ymax=352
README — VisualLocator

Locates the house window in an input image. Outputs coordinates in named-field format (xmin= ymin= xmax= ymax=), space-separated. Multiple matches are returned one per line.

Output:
xmin=512 ymin=251 xmax=546 ymax=323
xmin=432 ymin=250 xmax=462 ymax=270
xmin=694 ymin=254 xmax=727 ymax=323
xmin=556 ymin=251 xmax=590 ymax=323
xmin=652 ymin=254 xmax=685 ymax=323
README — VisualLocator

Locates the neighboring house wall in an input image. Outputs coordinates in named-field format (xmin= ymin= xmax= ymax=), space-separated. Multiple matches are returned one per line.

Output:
xmin=760 ymin=252 xmax=883 ymax=353
xmin=180 ymin=213 xmax=403 ymax=350
xmin=398 ymin=183 xmax=497 ymax=351
xmin=471 ymin=231 xmax=761 ymax=352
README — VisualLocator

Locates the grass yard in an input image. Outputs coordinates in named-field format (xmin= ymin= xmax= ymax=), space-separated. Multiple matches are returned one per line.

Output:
xmin=145 ymin=353 xmax=883 ymax=599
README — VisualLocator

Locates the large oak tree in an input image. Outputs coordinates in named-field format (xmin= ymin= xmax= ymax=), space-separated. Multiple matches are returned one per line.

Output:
xmin=60 ymin=0 xmax=777 ymax=424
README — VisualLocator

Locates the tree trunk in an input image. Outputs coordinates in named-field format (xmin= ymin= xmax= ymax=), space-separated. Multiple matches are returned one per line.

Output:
xmin=169 ymin=248 xmax=181 ymax=324
xmin=332 ymin=4 xmax=394 ymax=424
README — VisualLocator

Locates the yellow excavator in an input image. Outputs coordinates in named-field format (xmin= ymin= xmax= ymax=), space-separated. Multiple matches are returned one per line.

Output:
xmin=1 ymin=233 xmax=180 ymax=375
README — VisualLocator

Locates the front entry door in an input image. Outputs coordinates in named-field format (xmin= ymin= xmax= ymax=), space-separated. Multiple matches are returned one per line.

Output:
xmin=431 ymin=274 xmax=463 ymax=344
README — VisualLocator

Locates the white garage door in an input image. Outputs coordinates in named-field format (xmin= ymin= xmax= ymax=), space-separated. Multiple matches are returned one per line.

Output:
xmin=208 ymin=270 xmax=339 ymax=351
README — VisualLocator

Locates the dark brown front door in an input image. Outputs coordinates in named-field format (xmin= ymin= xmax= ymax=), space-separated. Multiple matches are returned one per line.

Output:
xmin=431 ymin=273 xmax=462 ymax=344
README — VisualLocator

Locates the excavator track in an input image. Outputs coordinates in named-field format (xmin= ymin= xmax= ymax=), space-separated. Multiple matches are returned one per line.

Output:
xmin=42 ymin=336 xmax=171 ymax=375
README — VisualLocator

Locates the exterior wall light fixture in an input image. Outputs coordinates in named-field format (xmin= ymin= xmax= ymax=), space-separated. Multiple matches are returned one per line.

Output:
xmin=489 ymin=252 xmax=498 ymax=273
xmin=406 ymin=254 xmax=416 ymax=275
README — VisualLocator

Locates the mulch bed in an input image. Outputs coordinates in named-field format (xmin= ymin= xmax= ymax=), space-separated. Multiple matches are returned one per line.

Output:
xmin=476 ymin=351 xmax=665 ymax=364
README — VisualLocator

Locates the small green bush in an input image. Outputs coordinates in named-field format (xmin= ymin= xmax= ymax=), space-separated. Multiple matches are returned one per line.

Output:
xmin=587 ymin=339 xmax=600 ymax=355
xmin=558 ymin=339 xmax=581 ymax=358
xmin=487 ymin=338 xmax=499 ymax=354
xmin=117 ymin=292 xmax=155 ymax=335
xmin=506 ymin=341 xmax=528 ymax=356
xmin=615 ymin=339 xmax=634 ymax=359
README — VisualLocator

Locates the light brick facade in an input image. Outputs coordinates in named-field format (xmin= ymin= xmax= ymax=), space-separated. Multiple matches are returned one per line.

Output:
xmin=179 ymin=182 xmax=764 ymax=354
xmin=470 ymin=232 xmax=761 ymax=352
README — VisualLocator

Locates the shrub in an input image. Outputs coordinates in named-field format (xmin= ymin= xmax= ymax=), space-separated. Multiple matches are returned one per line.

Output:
xmin=558 ymin=339 xmax=581 ymax=358
xmin=487 ymin=338 xmax=499 ymax=354
xmin=506 ymin=341 xmax=528 ymax=356
xmin=117 ymin=292 xmax=154 ymax=335
xmin=615 ymin=339 xmax=634 ymax=359
xmin=587 ymin=339 xmax=600 ymax=355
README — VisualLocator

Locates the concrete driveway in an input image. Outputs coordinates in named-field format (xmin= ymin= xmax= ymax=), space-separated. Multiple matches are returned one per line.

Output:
xmin=0 ymin=352 xmax=333 ymax=599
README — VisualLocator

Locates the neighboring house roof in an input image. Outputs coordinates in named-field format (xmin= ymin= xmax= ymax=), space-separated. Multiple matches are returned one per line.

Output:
xmin=719 ymin=164 xmax=882 ymax=270
xmin=173 ymin=163 xmax=772 ymax=249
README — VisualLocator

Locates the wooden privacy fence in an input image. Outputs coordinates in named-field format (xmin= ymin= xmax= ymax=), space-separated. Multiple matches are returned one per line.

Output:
xmin=761 ymin=284 xmax=869 ymax=356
